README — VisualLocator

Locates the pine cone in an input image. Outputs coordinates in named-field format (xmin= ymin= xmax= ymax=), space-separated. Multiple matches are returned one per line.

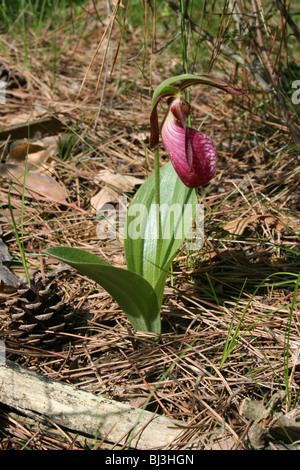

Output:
xmin=0 ymin=63 xmax=27 ymax=90
xmin=0 ymin=273 xmax=75 ymax=346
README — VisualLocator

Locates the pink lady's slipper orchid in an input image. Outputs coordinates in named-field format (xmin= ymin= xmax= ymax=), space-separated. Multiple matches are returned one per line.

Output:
xmin=161 ymin=95 xmax=217 ymax=188
xmin=150 ymin=74 xmax=244 ymax=188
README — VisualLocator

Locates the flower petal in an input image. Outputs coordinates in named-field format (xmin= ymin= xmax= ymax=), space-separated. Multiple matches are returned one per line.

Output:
xmin=169 ymin=96 xmax=193 ymax=169
xmin=178 ymin=74 xmax=245 ymax=96
xmin=150 ymin=93 xmax=177 ymax=150
xmin=161 ymin=104 xmax=217 ymax=188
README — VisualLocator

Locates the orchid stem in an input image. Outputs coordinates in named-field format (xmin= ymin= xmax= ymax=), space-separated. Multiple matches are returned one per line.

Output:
xmin=180 ymin=0 xmax=191 ymax=126
xmin=154 ymin=147 xmax=162 ymax=278
xmin=154 ymin=147 xmax=160 ymax=207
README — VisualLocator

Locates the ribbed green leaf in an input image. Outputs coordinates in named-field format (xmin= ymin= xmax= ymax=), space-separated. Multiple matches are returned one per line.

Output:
xmin=44 ymin=247 xmax=161 ymax=333
xmin=124 ymin=162 xmax=197 ymax=307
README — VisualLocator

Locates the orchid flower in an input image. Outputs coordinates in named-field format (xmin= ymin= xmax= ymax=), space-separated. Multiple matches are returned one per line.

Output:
xmin=150 ymin=74 xmax=244 ymax=188
xmin=43 ymin=75 xmax=244 ymax=336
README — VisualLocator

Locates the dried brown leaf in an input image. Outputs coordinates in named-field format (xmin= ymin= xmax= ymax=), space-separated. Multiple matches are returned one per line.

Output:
xmin=7 ymin=143 xmax=49 ymax=168
xmin=94 ymin=169 xmax=143 ymax=193
xmin=91 ymin=187 xmax=119 ymax=213
xmin=92 ymin=169 xmax=144 ymax=213
xmin=224 ymin=214 xmax=294 ymax=236
xmin=0 ymin=163 xmax=68 ymax=202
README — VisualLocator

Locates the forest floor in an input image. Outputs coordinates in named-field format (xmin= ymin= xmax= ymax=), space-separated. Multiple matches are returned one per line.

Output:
xmin=0 ymin=0 xmax=299 ymax=450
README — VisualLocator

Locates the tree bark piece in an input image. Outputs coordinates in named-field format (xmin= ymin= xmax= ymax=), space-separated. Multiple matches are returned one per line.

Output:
xmin=0 ymin=360 xmax=184 ymax=450
xmin=0 ymin=117 xmax=66 ymax=141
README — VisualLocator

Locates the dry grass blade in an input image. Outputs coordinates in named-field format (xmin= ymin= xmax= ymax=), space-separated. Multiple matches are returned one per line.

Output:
xmin=0 ymin=0 xmax=299 ymax=451
xmin=78 ymin=0 xmax=121 ymax=96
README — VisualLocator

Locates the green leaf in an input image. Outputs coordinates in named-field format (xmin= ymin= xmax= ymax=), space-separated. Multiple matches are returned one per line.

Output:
xmin=151 ymin=73 xmax=244 ymax=107
xmin=124 ymin=162 xmax=197 ymax=308
xmin=151 ymin=83 xmax=178 ymax=108
xmin=44 ymin=246 xmax=161 ymax=333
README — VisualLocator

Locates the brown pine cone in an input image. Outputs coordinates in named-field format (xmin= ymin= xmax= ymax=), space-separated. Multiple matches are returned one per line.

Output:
xmin=0 ymin=273 xmax=75 ymax=346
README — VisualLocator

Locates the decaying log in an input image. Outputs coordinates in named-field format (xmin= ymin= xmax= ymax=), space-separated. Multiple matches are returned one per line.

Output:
xmin=0 ymin=360 xmax=185 ymax=450
xmin=0 ymin=406 xmax=120 ymax=449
